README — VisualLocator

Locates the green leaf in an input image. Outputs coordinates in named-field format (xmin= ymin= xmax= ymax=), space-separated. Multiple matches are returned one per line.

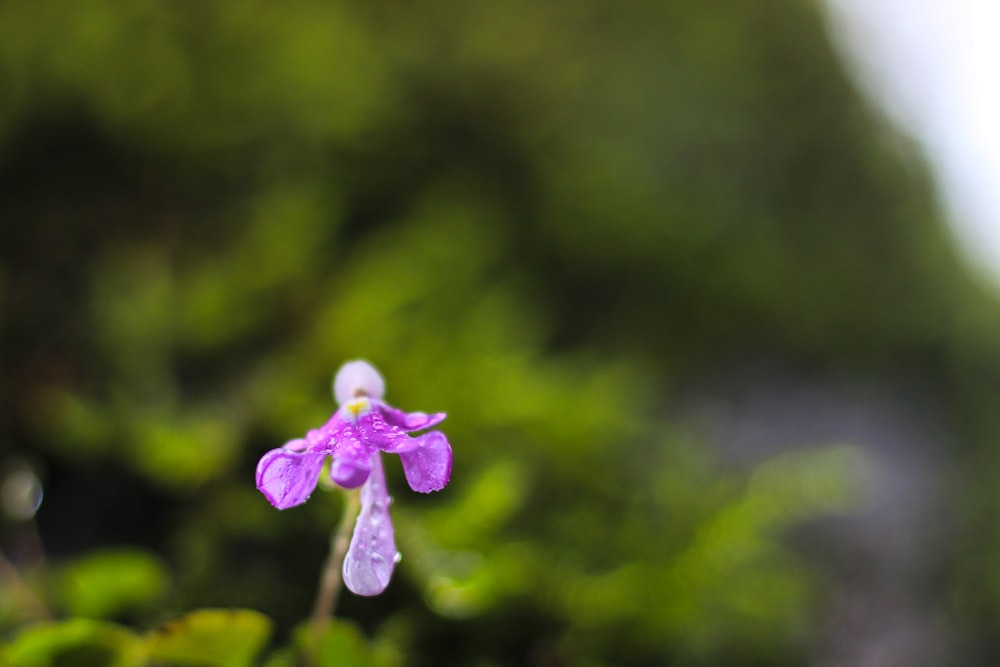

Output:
xmin=143 ymin=609 xmax=272 ymax=667
xmin=58 ymin=549 xmax=169 ymax=619
xmin=3 ymin=618 xmax=142 ymax=667
xmin=260 ymin=647 xmax=295 ymax=667
xmin=294 ymin=621 xmax=384 ymax=667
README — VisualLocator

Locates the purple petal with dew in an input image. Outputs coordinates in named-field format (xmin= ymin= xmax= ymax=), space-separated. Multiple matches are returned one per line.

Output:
xmin=379 ymin=405 xmax=447 ymax=432
xmin=398 ymin=431 xmax=452 ymax=493
xmin=328 ymin=420 xmax=377 ymax=489
xmin=343 ymin=454 xmax=398 ymax=596
xmin=330 ymin=456 xmax=372 ymax=489
xmin=356 ymin=410 xmax=416 ymax=451
xmin=256 ymin=448 xmax=327 ymax=509
xmin=282 ymin=438 xmax=309 ymax=452
xmin=375 ymin=431 xmax=420 ymax=455
xmin=305 ymin=426 xmax=332 ymax=450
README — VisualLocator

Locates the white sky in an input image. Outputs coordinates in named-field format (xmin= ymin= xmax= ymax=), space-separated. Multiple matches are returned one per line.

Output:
xmin=822 ymin=0 xmax=1000 ymax=289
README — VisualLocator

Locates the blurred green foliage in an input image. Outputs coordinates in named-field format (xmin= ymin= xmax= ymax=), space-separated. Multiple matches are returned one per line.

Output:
xmin=2 ymin=619 xmax=143 ymax=667
xmin=1 ymin=610 xmax=273 ymax=667
xmin=2 ymin=0 xmax=1000 ymax=666
xmin=56 ymin=549 xmax=169 ymax=619
xmin=144 ymin=609 xmax=272 ymax=667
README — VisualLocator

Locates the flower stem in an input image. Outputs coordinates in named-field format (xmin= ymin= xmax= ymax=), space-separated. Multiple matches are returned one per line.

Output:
xmin=0 ymin=548 xmax=51 ymax=621
xmin=310 ymin=487 xmax=361 ymax=633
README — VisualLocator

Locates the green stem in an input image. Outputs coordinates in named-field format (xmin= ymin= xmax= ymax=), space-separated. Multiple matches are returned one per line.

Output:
xmin=310 ymin=488 xmax=361 ymax=633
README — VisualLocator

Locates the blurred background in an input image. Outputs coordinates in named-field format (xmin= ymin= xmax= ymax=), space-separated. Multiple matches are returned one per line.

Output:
xmin=2 ymin=1 xmax=1000 ymax=665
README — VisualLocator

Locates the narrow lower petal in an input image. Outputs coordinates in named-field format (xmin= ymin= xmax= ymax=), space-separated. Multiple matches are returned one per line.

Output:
xmin=256 ymin=448 xmax=327 ymax=509
xmin=398 ymin=431 xmax=452 ymax=493
xmin=343 ymin=455 xmax=398 ymax=596
xmin=379 ymin=405 xmax=447 ymax=432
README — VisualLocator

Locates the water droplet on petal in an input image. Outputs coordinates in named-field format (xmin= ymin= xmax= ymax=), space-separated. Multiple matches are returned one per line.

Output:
xmin=394 ymin=552 xmax=402 ymax=564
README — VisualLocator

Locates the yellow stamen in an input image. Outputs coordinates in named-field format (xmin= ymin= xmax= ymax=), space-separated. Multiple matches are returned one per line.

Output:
xmin=344 ymin=398 xmax=370 ymax=418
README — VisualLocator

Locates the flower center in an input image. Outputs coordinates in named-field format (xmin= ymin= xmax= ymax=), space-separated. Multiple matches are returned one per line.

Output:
xmin=343 ymin=397 xmax=372 ymax=421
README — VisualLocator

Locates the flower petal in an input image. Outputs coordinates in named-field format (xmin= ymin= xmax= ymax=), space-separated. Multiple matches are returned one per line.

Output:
xmin=256 ymin=448 xmax=327 ymax=509
xmin=343 ymin=454 xmax=398 ymax=596
xmin=305 ymin=427 xmax=332 ymax=449
xmin=398 ymin=431 xmax=452 ymax=493
xmin=379 ymin=405 xmax=447 ymax=432
xmin=330 ymin=456 xmax=372 ymax=489
xmin=356 ymin=410 xmax=415 ymax=452
xmin=282 ymin=438 xmax=309 ymax=452
xmin=327 ymin=419 xmax=377 ymax=488
xmin=334 ymin=360 xmax=386 ymax=404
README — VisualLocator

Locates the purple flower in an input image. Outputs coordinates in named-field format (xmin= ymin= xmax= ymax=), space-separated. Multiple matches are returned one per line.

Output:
xmin=256 ymin=360 xmax=452 ymax=595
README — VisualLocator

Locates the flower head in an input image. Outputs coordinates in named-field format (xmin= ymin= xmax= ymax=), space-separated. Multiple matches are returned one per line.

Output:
xmin=256 ymin=360 xmax=452 ymax=595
